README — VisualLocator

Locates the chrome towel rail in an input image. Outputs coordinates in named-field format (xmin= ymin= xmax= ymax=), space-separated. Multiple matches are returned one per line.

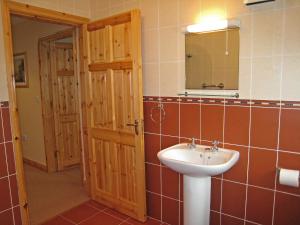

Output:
xmin=178 ymin=92 xmax=239 ymax=98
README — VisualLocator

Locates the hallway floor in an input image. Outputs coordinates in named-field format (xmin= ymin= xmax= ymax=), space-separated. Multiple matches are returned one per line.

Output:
xmin=41 ymin=200 xmax=165 ymax=225
xmin=24 ymin=164 xmax=89 ymax=225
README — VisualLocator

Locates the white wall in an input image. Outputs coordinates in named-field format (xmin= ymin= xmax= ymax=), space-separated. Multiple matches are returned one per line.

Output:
xmin=90 ymin=0 xmax=300 ymax=101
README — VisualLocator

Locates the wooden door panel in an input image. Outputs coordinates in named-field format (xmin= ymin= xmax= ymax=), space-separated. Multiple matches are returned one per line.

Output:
xmin=57 ymin=76 xmax=77 ymax=115
xmin=113 ymin=69 xmax=134 ymax=132
xmin=91 ymin=71 xmax=114 ymax=129
xmin=117 ymin=144 xmax=136 ymax=203
xmin=112 ymin=23 xmax=131 ymax=61
xmin=89 ymin=28 xmax=108 ymax=63
xmin=85 ymin=10 xmax=146 ymax=221
xmin=56 ymin=45 xmax=74 ymax=71
xmin=61 ymin=120 xmax=80 ymax=166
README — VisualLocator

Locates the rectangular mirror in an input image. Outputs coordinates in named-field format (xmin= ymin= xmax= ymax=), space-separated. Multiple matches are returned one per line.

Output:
xmin=185 ymin=28 xmax=240 ymax=90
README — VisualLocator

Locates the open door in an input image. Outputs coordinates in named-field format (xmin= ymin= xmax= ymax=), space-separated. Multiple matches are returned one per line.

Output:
xmin=83 ymin=10 xmax=146 ymax=221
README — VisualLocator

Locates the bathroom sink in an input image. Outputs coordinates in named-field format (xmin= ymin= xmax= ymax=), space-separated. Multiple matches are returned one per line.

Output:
xmin=157 ymin=143 xmax=240 ymax=225
xmin=157 ymin=143 xmax=239 ymax=177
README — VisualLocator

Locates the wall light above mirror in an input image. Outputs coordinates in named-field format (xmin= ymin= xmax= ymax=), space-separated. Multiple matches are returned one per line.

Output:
xmin=184 ymin=19 xmax=240 ymax=91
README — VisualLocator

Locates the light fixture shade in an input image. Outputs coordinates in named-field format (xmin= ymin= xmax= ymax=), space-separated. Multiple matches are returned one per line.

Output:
xmin=186 ymin=19 xmax=240 ymax=33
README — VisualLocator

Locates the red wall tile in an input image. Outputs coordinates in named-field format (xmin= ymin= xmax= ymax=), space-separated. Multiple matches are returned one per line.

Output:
xmin=223 ymin=144 xmax=248 ymax=183
xmin=0 ymin=102 xmax=20 ymax=225
xmin=161 ymin=103 xmax=179 ymax=136
xmin=211 ymin=178 xmax=221 ymax=211
xmin=250 ymin=107 xmax=279 ymax=149
xmin=246 ymin=186 xmax=274 ymax=225
xmin=144 ymin=133 xmax=160 ymax=164
xmin=162 ymin=167 xmax=179 ymax=199
xmin=201 ymin=104 xmax=224 ymax=142
xmin=210 ymin=211 xmax=220 ymax=225
xmin=274 ymin=192 xmax=300 ymax=225
xmin=222 ymin=181 xmax=246 ymax=218
xmin=146 ymin=192 xmax=161 ymax=221
xmin=144 ymin=102 xmax=160 ymax=134
xmin=224 ymin=106 xmax=250 ymax=146
xmin=179 ymin=103 xmax=200 ymax=139
xmin=162 ymin=197 xmax=179 ymax=225
xmin=221 ymin=215 xmax=244 ymax=225
xmin=146 ymin=164 xmax=161 ymax=194
xmin=279 ymin=109 xmax=300 ymax=153
xmin=248 ymin=148 xmax=277 ymax=189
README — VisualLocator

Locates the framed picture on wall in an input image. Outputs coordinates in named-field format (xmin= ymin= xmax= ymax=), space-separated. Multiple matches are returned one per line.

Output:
xmin=13 ymin=52 xmax=28 ymax=87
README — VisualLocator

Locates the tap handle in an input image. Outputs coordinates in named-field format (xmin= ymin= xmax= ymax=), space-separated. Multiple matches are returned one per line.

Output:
xmin=190 ymin=137 xmax=196 ymax=144
xmin=212 ymin=140 xmax=220 ymax=147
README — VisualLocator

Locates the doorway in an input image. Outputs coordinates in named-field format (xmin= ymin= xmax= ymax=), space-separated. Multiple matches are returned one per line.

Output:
xmin=11 ymin=15 xmax=88 ymax=224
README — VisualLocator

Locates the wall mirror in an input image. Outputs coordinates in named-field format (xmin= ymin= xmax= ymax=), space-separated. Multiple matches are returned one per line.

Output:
xmin=185 ymin=28 xmax=240 ymax=90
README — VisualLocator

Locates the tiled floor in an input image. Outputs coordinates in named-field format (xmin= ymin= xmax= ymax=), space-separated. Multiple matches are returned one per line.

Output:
xmin=41 ymin=200 xmax=166 ymax=225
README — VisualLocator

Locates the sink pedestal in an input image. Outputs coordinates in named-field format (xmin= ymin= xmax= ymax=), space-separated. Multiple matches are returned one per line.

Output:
xmin=184 ymin=175 xmax=211 ymax=225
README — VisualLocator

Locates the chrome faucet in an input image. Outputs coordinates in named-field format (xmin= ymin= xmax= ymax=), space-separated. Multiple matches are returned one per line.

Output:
xmin=188 ymin=137 xmax=197 ymax=149
xmin=210 ymin=140 xmax=220 ymax=152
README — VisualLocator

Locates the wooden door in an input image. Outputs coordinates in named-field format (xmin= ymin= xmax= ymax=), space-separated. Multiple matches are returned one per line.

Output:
xmin=51 ymin=41 xmax=81 ymax=170
xmin=83 ymin=10 xmax=146 ymax=221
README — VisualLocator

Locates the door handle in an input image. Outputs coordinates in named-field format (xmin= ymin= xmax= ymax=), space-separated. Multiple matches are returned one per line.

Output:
xmin=126 ymin=120 xmax=139 ymax=135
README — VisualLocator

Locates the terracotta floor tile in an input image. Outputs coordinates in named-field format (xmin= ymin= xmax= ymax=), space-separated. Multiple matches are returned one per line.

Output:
xmin=86 ymin=200 xmax=107 ymax=211
xmin=103 ymin=208 xmax=129 ymax=220
xmin=41 ymin=216 xmax=74 ymax=225
xmin=80 ymin=212 xmax=123 ymax=225
xmin=61 ymin=203 xmax=99 ymax=223
xmin=127 ymin=217 xmax=163 ymax=225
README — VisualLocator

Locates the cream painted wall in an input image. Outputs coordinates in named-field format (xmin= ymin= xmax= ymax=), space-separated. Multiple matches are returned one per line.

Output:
xmin=12 ymin=19 xmax=70 ymax=165
xmin=90 ymin=0 xmax=300 ymax=101
xmin=0 ymin=0 xmax=91 ymax=102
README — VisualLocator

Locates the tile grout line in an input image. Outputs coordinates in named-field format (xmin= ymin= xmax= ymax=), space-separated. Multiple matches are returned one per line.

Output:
xmin=272 ymin=2 xmax=287 ymax=224
xmin=0 ymin=107 xmax=16 ymax=225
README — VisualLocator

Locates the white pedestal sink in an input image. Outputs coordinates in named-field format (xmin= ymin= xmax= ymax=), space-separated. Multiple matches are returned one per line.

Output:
xmin=157 ymin=143 xmax=239 ymax=225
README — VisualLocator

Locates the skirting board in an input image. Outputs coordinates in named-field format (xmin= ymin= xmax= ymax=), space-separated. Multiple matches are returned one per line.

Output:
xmin=23 ymin=158 xmax=47 ymax=172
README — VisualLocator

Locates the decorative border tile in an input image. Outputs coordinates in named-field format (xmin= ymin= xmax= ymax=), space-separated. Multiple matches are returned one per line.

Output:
xmin=143 ymin=96 xmax=300 ymax=109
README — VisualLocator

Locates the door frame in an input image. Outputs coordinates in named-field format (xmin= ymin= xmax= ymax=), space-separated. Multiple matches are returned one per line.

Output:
xmin=1 ymin=1 xmax=90 ymax=224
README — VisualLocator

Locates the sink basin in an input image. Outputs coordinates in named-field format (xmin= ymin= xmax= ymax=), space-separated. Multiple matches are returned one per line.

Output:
xmin=157 ymin=143 xmax=239 ymax=177
xmin=157 ymin=143 xmax=239 ymax=225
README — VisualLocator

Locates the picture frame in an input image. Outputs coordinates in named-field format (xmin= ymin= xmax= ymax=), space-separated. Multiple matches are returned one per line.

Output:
xmin=13 ymin=52 xmax=28 ymax=87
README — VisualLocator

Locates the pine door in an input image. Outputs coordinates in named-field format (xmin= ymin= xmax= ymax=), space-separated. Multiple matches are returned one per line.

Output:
xmin=83 ymin=10 xmax=146 ymax=221
xmin=51 ymin=41 xmax=81 ymax=170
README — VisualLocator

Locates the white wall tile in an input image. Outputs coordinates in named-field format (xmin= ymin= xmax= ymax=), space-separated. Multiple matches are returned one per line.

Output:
xmin=143 ymin=63 xmax=160 ymax=96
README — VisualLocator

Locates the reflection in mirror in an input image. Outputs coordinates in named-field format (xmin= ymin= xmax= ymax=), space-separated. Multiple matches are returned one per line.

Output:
xmin=185 ymin=28 xmax=239 ymax=90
